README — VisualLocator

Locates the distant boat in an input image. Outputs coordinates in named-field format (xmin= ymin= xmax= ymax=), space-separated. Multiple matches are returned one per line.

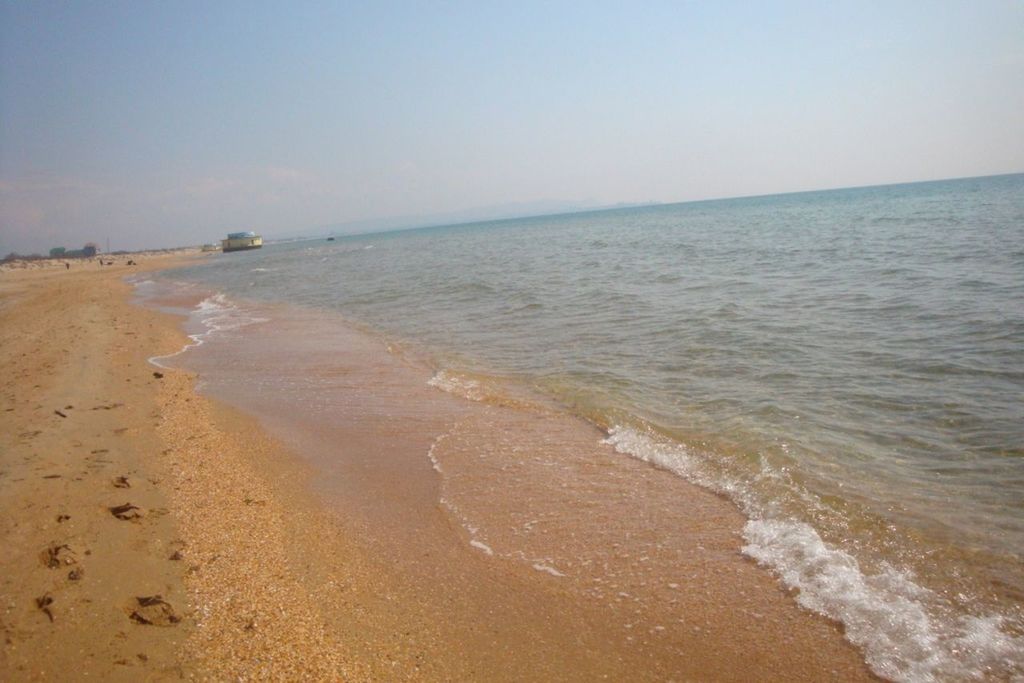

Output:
xmin=221 ymin=231 xmax=263 ymax=253
xmin=327 ymin=237 xmax=335 ymax=241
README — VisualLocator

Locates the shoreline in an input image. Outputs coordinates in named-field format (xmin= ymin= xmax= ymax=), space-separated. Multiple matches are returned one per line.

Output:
xmin=2 ymin=257 xmax=875 ymax=680
xmin=146 ymin=265 xmax=876 ymax=679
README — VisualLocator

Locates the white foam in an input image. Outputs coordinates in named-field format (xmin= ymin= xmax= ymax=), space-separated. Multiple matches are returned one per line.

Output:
xmin=603 ymin=425 xmax=746 ymax=504
xmin=193 ymin=293 xmax=267 ymax=334
xmin=426 ymin=433 xmax=446 ymax=473
xmin=147 ymin=292 xmax=267 ymax=369
xmin=431 ymin=431 xmax=500 ymax=561
xmin=532 ymin=563 xmax=566 ymax=578
xmin=148 ymin=334 xmax=203 ymax=369
xmin=744 ymin=520 xmax=1024 ymax=682
xmin=195 ymin=292 xmax=231 ymax=313
xmin=603 ymin=425 xmax=1024 ymax=682
xmin=428 ymin=370 xmax=485 ymax=401
xmin=470 ymin=540 xmax=494 ymax=556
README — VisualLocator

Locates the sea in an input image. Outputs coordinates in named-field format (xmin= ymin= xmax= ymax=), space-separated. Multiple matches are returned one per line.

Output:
xmin=138 ymin=173 xmax=1024 ymax=681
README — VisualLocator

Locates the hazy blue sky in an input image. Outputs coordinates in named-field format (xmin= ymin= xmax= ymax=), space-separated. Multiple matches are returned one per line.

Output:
xmin=2 ymin=1 xmax=1022 ymax=253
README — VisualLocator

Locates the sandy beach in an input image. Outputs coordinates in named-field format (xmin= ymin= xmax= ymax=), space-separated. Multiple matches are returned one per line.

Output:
xmin=1 ymin=256 xmax=876 ymax=680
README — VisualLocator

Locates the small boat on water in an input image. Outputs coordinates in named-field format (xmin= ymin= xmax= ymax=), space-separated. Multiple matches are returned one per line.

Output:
xmin=221 ymin=231 xmax=263 ymax=253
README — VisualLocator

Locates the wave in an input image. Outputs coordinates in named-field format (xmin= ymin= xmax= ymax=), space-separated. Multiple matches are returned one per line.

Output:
xmin=603 ymin=425 xmax=1024 ymax=682
xmin=426 ymin=424 xmax=570 ymax=577
xmin=147 ymin=291 xmax=268 ymax=368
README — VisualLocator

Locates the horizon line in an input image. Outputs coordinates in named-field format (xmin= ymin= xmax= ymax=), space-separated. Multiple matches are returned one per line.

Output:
xmin=289 ymin=169 xmax=1023 ymax=244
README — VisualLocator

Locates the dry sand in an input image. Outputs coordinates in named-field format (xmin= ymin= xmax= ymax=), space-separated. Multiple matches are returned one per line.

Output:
xmin=0 ymin=255 xmax=877 ymax=681
xmin=1 ymin=255 xmax=197 ymax=679
xmin=0 ymin=253 xmax=361 ymax=679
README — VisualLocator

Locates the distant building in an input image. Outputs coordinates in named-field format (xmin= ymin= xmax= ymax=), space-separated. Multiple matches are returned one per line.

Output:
xmin=50 ymin=247 xmax=66 ymax=258
xmin=83 ymin=243 xmax=98 ymax=257
xmin=221 ymin=231 xmax=263 ymax=252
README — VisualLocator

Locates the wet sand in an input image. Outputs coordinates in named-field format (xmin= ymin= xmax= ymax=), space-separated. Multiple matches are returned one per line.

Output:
xmin=2 ymin=257 xmax=876 ymax=680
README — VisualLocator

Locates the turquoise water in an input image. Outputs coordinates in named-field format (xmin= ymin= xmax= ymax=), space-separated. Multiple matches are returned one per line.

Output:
xmin=162 ymin=173 xmax=1024 ymax=679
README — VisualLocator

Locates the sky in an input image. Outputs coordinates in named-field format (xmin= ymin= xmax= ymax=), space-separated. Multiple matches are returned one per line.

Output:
xmin=1 ymin=1 xmax=1022 ymax=254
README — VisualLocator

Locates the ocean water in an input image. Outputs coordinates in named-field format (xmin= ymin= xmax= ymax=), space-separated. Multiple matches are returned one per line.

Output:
xmin=152 ymin=173 xmax=1024 ymax=680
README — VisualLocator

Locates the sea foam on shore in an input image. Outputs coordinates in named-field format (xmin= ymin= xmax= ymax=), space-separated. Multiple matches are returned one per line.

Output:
xmin=605 ymin=425 xmax=1024 ymax=682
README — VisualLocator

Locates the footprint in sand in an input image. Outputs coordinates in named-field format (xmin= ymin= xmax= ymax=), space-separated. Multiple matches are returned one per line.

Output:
xmin=40 ymin=543 xmax=77 ymax=569
xmin=35 ymin=594 xmax=55 ymax=622
xmin=127 ymin=595 xmax=180 ymax=626
xmin=109 ymin=502 xmax=143 ymax=520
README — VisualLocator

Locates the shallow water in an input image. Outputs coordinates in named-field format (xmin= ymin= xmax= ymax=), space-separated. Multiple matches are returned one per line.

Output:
xmin=150 ymin=173 xmax=1024 ymax=680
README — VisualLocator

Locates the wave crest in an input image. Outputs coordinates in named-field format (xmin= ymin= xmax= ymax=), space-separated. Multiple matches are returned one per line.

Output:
xmin=604 ymin=425 xmax=1024 ymax=682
